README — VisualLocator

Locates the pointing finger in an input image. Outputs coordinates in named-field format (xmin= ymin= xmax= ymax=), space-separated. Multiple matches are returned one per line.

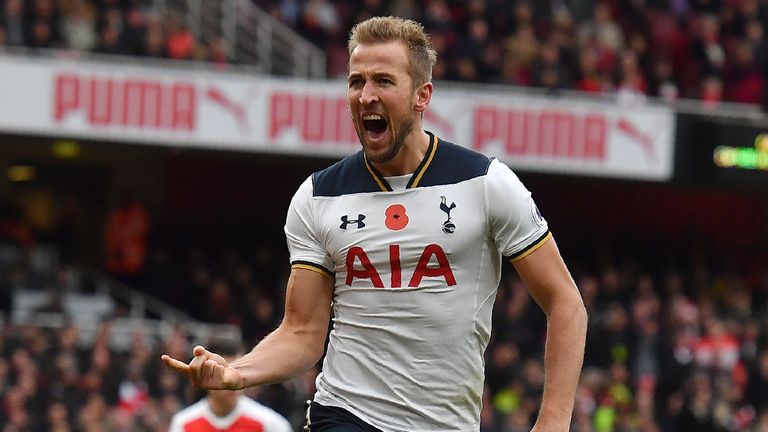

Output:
xmin=161 ymin=355 xmax=190 ymax=373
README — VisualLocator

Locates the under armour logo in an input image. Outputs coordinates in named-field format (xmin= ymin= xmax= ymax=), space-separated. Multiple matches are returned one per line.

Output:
xmin=340 ymin=214 xmax=366 ymax=229
xmin=440 ymin=196 xmax=456 ymax=234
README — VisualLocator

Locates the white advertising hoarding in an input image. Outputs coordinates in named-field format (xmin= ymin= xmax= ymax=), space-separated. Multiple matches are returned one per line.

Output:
xmin=0 ymin=54 xmax=675 ymax=180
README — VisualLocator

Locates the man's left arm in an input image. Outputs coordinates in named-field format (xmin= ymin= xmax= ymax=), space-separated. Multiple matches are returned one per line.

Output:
xmin=511 ymin=236 xmax=587 ymax=432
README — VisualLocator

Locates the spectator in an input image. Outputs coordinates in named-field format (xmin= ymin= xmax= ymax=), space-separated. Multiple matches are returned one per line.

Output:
xmin=691 ymin=14 xmax=726 ymax=79
xmin=0 ymin=202 xmax=34 ymax=248
xmin=450 ymin=55 xmax=479 ymax=82
xmin=141 ymin=17 xmax=167 ymax=58
xmin=122 ymin=4 xmax=149 ymax=56
xmin=59 ymin=0 xmax=97 ymax=51
xmin=421 ymin=0 xmax=453 ymax=34
xmin=270 ymin=0 xmax=301 ymax=27
xmin=2 ymin=0 xmax=25 ymax=46
xmin=206 ymin=36 xmax=230 ymax=68
xmin=587 ymin=301 xmax=632 ymax=368
xmin=724 ymin=39 xmax=764 ymax=104
xmin=28 ymin=18 xmax=57 ymax=49
xmin=46 ymin=401 xmax=72 ymax=432
xmin=455 ymin=17 xmax=489 ymax=64
xmin=504 ymin=24 xmax=539 ymax=86
xmin=94 ymin=19 xmax=123 ymax=54
xmin=297 ymin=0 xmax=339 ymax=48
xmin=25 ymin=0 xmax=61 ymax=46
xmin=575 ymin=47 xmax=608 ymax=93
xmin=531 ymin=40 xmax=571 ymax=90
xmin=204 ymin=278 xmax=241 ymax=325
xmin=649 ymin=57 xmax=680 ymax=102
xmin=616 ymin=50 xmax=649 ymax=104
xmin=103 ymin=190 xmax=150 ymax=287
xmin=498 ymin=53 xmax=531 ymax=87
xmin=744 ymin=19 xmax=766 ymax=66
xmin=700 ymin=74 xmax=724 ymax=108
xmin=748 ymin=351 xmax=768 ymax=413
xmin=577 ymin=2 xmax=625 ymax=56
xmin=164 ymin=14 xmax=195 ymax=60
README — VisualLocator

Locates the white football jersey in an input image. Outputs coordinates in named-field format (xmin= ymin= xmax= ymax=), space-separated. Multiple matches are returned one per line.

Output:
xmin=285 ymin=133 xmax=550 ymax=432
xmin=168 ymin=395 xmax=292 ymax=432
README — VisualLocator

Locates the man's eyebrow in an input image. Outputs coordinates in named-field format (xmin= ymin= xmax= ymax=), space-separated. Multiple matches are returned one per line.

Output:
xmin=370 ymin=72 xmax=396 ymax=79
xmin=347 ymin=71 xmax=396 ymax=81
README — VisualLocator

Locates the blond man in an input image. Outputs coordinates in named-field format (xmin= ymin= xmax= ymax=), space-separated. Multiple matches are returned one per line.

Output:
xmin=164 ymin=16 xmax=587 ymax=432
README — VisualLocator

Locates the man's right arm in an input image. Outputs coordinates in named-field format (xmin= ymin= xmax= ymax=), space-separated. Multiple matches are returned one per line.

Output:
xmin=230 ymin=266 xmax=333 ymax=388
xmin=162 ymin=266 xmax=333 ymax=390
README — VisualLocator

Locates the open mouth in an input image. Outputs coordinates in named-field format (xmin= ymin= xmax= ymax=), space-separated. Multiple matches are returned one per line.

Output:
xmin=362 ymin=114 xmax=388 ymax=140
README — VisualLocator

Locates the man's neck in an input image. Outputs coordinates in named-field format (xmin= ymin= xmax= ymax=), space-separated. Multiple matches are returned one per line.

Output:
xmin=371 ymin=129 xmax=431 ymax=177
xmin=207 ymin=395 xmax=238 ymax=417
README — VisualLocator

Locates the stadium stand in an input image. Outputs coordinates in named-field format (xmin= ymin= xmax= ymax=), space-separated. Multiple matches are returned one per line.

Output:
xmin=3 ymin=230 xmax=768 ymax=430
xmin=2 ymin=0 xmax=766 ymax=106
xmin=0 ymin=1 xmax=767 ymax=431
xmin=264 ymin=0 xmax=768 ymax=108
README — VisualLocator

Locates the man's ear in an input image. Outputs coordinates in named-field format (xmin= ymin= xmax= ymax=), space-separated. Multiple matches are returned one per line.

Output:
xmin=414 ymin=82 xmax=433 ymax=113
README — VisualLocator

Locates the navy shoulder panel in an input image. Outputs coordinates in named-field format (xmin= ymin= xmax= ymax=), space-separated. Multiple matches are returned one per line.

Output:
xmin=418 ymin=139 xmax=492 ymax=187
xmin=312 ymin=151 xmax=382 ymax=197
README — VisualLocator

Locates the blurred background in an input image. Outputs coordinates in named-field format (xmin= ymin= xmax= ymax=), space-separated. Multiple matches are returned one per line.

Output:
xmin=0 ymin=0 xmax=767 ymax=431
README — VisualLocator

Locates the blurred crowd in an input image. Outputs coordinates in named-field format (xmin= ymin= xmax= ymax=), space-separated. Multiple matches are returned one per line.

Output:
xmin=0 ymin=0 xmax=228 ymax=65
xmin=3 ymin=229 xmax=768 ymax=431
xmin=263 ymin=0 xmax=768 ymax=106
xmin=485 ymin=251 xmax=768 ymax=432
xmin=2 ymin=0 xmax=767 ymax=107
xmin=0 ymin=243 xmax=315 ymax=431
xmin=0 ymin=319 xmax=316 ymax=431
xmin=260 ymin=0 xmax=768 ymax=106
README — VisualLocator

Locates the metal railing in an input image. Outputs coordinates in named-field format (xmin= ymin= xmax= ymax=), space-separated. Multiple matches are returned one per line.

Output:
xmin=3 ymin=242 xmax=242 ymax=351
xmin=155 ymin=0 xmax=326 ymax=78
xmin=8 ymin=276 xmax=243 ymax=351
xmin=6 ymin=311 xmax=242 ymax=352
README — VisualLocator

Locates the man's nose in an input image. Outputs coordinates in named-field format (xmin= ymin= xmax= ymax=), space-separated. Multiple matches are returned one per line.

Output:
xmin=359 ymin=82 xmax=379 ymax=105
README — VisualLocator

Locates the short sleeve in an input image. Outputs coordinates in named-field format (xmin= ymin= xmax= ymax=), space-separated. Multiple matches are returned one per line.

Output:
xmin=486 ymin=159 xmax=551 ymax=261
xmin=266 ymin=414 xmax=293 ymax=432
xmin=167 ymin=414 xmax=183 ymax=432
xmin=284 ymin=176 xmax=334 ymax=277
xmin=241 ymin=398 xmax=294 ymax=432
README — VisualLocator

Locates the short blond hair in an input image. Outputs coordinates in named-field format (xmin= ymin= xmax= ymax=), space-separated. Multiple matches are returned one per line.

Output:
xmin=348 ymin=16 xmax=437 ymax=87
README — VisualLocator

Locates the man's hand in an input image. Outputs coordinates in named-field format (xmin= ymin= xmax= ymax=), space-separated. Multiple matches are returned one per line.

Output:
xmin=161 ymin=345 xmax=243 ymax=390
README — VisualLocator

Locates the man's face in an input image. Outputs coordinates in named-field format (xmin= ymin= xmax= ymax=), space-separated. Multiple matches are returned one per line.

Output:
xmin=348 ymin=41 xmax=420 ymax=164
